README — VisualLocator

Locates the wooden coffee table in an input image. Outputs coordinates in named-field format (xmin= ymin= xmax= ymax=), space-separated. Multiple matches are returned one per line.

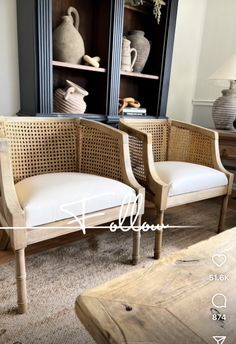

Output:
xmin=75 ymin=228 xmax=236 ymax=344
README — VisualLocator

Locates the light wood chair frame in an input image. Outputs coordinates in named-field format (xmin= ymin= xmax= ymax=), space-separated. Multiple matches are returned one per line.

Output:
xmin=0 ymin=117 xmax=144 ymax=314
xmin=119 ymin=118 xmax=233 ymax=259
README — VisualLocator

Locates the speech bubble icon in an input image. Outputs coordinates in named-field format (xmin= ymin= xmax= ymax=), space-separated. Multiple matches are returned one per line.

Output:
xmin=212 ymin=254 xmax=227 ymax=268
xmin=212 ymin=294 xmax=227 ymax=309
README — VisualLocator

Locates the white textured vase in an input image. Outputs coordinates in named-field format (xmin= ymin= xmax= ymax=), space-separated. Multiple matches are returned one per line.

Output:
xmin=53 ymin=6 xmax=85 ymax=64
xmin=127 ymin=30 xmax=150 ymax=73
xmin=54 ymin=80 xmax=89 ymax=114
xmin=212 ymin=90 xmax=236 ymax=130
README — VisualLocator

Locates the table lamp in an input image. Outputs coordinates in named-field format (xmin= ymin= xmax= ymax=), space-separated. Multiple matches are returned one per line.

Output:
xmin=209 ymin=54 xmax=236 ymax=130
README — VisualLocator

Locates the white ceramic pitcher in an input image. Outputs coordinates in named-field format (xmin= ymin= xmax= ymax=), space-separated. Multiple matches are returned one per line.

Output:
xmin=121 ymin=37 xmax=137 ymax=72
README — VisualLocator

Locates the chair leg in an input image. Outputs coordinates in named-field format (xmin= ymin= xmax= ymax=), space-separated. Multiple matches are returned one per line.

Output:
xmin=132 ymin=215 xmax=142 ymax=265
xmin=0 ymin=230 xmax=10 ymax=250
xmin=154 ymin=210 xmax=164 ymax=260
xmin=218 ymin=195 xmax=229 ymax=234
xmin=15 ymin=248 xmax=27 ymax=314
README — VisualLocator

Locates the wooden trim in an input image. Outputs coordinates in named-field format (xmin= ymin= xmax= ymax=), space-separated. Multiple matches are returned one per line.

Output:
xmin=167 ymin=186 xmax=228 ymax=208
xmin=53 ymin=61 xmax=106 ymax=73
xmin=0 ymin=139 xmax=25 ymax=227
xmin=27 ymin=203 xmax=138 ymax=245
xmin=15 ymin=248 xmax=27 ymax=313
xmin=120 ymin=71 xmax=159 ymax=80
xmin=132 ymin=215 xmax=141 ymax=265
xmin=218 ymin=194 xmax=230 ymax=233
xmin=192 ymin=99 xmax=214 ymax=107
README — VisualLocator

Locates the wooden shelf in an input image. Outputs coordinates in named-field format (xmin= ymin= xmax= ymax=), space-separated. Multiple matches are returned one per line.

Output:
xmin=50 ymin=113 xmax=107 ymax=122
xmin=124 ymin=4 xmax=150 ymax=15
xmin=121 ymin=71 xmax=159 ymax=80
xmin=53 ymin=61 xmax=106 ymax=73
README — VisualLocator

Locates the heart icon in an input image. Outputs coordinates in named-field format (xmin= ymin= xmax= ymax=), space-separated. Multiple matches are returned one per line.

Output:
xmin=212 ymin=254 xmax=227 ymax=267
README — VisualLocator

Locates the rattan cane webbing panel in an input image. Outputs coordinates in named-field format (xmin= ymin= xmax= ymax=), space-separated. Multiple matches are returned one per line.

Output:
xmin=2 ymin=120 xmax=78 ymax=183
xmin=79 ymin=125 xmax=123 ymax=182
xmin=168 ymin=125 xmax=214 ymax=167
xmin=128 ymin=135 xmax=147 ymax=185
xmin=133 ymin=122 xmax=170 ymax=162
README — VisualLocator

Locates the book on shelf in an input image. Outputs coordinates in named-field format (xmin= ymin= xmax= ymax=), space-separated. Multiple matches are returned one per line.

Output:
xmin=122 ymin=107 xmax=147 ymax=116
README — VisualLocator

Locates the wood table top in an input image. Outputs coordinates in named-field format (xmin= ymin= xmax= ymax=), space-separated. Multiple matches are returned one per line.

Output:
xmin=75 ymin=228 xmax=236 ymax=344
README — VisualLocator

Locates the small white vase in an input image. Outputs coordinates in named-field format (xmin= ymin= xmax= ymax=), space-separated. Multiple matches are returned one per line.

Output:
xmin=54 ymin=80 xmax=89 ymax=114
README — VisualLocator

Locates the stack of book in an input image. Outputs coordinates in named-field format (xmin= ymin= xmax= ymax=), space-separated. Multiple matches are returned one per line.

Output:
xmin=122 ymin=107 xmax=147 ymax=116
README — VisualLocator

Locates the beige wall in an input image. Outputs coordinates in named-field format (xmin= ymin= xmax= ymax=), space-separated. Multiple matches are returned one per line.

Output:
xmin=0 ymin=0 xmax=20 ymax=116
xmin=192 ymin=0 xmax=236 ymax=127
xmin=166 ymin=0 xmax=207 ymax=122
xmin=167 ymin=0 xmax=236 ymax=127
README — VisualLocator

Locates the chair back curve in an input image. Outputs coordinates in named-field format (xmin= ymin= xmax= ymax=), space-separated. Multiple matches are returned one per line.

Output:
xmin=78 ymin=121 xmax=123 ymax=182
xmin=0 ymin=117 xmax=78 ymax=183
xmin=0 ymin=116 xmax=125 ymax=184
xmin=120 ymin=119 xmax=170 ymax=186
xmin=120 ymin=118 xmax=216 ymax=174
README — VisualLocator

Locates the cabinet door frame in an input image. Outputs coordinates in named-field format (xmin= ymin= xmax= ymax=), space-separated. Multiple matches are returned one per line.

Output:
xmin=17 ymin=0 xmax=53 ymax=116
xmin=157 ymin=0 xmax=178 ymax=118
xmin=106 ymin=0 xmax=124 ymax=124
xmin=17 ymin=0 xmax=178 ymax=121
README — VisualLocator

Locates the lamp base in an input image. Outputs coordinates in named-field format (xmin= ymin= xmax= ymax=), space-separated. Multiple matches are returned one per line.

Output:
xmin=212 ymin=90 xmax=236 ymax=130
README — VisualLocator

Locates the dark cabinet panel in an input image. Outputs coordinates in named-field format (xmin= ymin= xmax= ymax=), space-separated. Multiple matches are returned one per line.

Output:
xmin=17 ymin=0 xmax=178 ymax=123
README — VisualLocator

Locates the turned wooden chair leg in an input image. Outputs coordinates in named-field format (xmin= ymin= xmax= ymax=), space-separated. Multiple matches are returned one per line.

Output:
xmin=15 ymin=248 xmax=27 ymax=314
xmin=218 ymin=195 xmax=229 ymax=234
xmin=132 ymin=215 xmax=142 ymax=265
xmin=0 ymin=230 xmax=10 ymax=250
xmin=154 ymin=210 xmax=164 ymax=260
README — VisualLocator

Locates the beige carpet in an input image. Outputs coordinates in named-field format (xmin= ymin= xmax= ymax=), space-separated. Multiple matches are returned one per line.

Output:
xmin=0 ymin=198 xmax=234 ymax=344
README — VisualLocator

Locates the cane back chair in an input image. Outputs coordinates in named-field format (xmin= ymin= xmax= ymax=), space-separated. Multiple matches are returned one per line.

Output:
xmin=119 ymin=118 xmax=233 ymax=259
xmin=0 ymin=117 xmax=144 ymax=313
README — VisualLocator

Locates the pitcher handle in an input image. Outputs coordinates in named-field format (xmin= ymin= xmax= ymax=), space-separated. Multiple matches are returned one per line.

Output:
xmin=64 ymin=86 xmax=75 ymax=101
xmin=130 ymin=48 xmax=137 ymax=71
xmin=67 ymin=6 xmax=80 ymax=30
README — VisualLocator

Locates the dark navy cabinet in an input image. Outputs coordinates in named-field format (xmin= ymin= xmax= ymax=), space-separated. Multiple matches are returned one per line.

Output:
xmin=17 ymin=0 xmax=178 ymax=123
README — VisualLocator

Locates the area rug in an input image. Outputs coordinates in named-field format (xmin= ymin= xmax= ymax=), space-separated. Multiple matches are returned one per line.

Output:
xmin=0 ymin=200 xmax=224 ymax=344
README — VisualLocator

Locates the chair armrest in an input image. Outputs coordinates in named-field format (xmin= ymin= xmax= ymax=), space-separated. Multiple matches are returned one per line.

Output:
xmin=170 ymin=120 xmax=229 ymax=171
xmin=80 ymin=119 xmax=145 ymax=211
xmin=169 ymin=121 xmax=234 ymax=194
xmin=119 ymin=120 xmax=170 ymax=208
xmin=0 ymin=139 xmax=24 ymax=226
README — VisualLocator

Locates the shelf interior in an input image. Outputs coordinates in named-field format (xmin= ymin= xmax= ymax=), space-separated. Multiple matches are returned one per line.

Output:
xmin=120 ymin=70 xmax=159 ymax=80
xmin=53 ymin=61 xmax=106 ymax=73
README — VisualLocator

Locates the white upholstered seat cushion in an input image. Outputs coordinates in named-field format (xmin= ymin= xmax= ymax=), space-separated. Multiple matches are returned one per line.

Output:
xmin=154 ymin=161 xmax=228 ymax=197
xmin=15 ymin=172 xmax=136 ymax=227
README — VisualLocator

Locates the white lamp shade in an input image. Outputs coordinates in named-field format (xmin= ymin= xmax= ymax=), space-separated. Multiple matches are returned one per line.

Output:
xmin=209 ymin=54 xmax=236 ymax=80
